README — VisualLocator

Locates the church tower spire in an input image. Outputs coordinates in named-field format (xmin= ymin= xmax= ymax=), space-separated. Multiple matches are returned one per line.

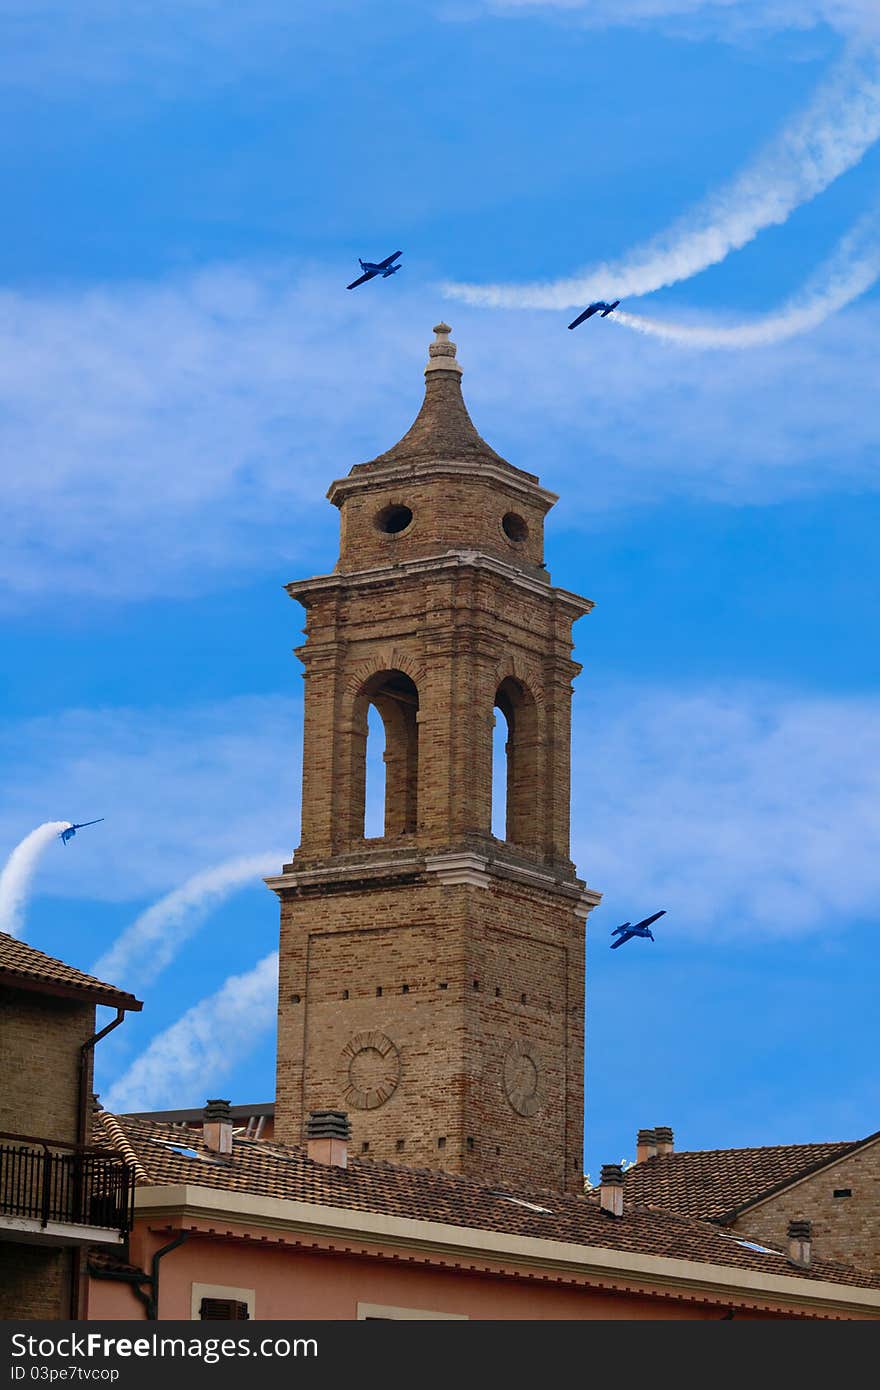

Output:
xmin=268 ymin=326 xmax=600 ymax=1194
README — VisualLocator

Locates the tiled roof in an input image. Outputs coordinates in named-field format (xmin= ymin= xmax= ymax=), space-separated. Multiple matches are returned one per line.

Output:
xmin=360 ymin=368 xmax=511 ymax=471
xmin=96 ymin=1113 xmax=880 ymax=1293
xmin=623 ymin=1139 xmax=877 ymax=1221
xmin=352 ymin=337 xmax=535 ymax=482
xmin=0 ymin=932 xmax=141 ymax=1010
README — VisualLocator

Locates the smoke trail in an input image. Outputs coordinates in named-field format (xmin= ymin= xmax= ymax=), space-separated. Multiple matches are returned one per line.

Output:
xmin=92 ymin=851 xmax=286 ymax=991
xmin=612 ymin=205 xmax=880 ymax=348
xmin=102 ymin=951 xmax=278 ymax=1112
xmin=443 ymin=42 xmax=880 ymax=309
xmin=0 ymin=822 xmax=70 ymax=938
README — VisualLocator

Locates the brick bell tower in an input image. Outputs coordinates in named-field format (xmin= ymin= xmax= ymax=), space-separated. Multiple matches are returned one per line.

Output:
xmin=268 ymin=324 xmax=601 ymax=1194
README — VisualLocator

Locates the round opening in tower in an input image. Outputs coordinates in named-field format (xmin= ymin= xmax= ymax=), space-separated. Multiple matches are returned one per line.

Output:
xmin=502 ymin=512 xmax=529 ymax=543
xmin=375 ymin=503 xmax=413 ymax=535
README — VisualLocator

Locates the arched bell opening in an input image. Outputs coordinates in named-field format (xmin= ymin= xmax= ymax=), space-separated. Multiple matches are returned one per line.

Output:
xmin=493 ymin=676 xmax=539 ymax=849
xmin=352 ymin=670 xmax=419 ymax=840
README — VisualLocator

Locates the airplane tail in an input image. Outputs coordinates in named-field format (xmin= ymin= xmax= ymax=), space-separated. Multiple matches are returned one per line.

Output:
xmin=611 ymin=923 xmax=629 ymax=935
xmin=601 ymin=301 xmax=620 ymax=317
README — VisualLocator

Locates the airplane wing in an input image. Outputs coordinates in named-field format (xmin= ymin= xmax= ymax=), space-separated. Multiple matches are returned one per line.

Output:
xmin=377 ymin=250 xmax=402 ymax=269
xmin=568 ymin=306 xmax=600 ymax=330
xmin=610 ymin=932 xmax=632 ymax=949
xmin=346 ymin=270 xmax=377 ymax=289
xmin=633 ymin=910 xmax=666 ymax=931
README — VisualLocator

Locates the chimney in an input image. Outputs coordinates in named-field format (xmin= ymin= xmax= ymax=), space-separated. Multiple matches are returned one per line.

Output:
xmin=599 ymin=1163 xmax=624 ymax=1217
xmin=787 ymin=1219 xmax=812 ymax=1268
xmin=636 ymin=1128 xmax=657 ymax=1163
xmin=203 ymin=1098 xmax=233 ymax=1156
xmin=654 ymin=1125 xmax=674 ymax=1157
xmin=306 ymin=1111 xmax=351 ymax=1168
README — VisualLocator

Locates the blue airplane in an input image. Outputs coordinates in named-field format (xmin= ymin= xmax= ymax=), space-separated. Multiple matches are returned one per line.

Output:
xmin=610 ymin=909 xmax=665 ymax=949
xmin=568 ymin=300 xmax=620 ymax=330
xmin=59 ymin=819 xmax=104 ymax=846
xmin=346 ymin=250 xmax=403 ymax=289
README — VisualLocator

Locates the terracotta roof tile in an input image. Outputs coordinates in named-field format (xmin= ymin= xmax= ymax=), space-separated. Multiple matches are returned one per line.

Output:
xmin=0 ymin=932 xmax=141 ymax=1010
xmin=97 ymin=1115 xmax=880 ymax=1293
xmin=351 ymin=349 xmax=536 ymax=484
xmin=623 ymin=1139 xmax=876 ymax=1221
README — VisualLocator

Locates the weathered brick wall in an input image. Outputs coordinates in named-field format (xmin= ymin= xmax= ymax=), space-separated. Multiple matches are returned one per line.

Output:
xmin=0 ymin=1242 xmax=70 ymax=1319
xmin=275 ymin=349 xmax=598 ymax=1197
xmin=732 ymin=1142 xmax=880 ymax=1272
xmin=292 ymin=561 xmax=588 ymax=871
xmin=275 ymin=867 xmax=588 ymax=1194
xmin=334 ymin=470 xmax=551 ymax=578
xmin=0 ymin=986 xmax=95 ymax=1143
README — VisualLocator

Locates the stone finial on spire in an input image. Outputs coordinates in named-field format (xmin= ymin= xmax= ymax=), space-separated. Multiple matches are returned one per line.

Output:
xmin=426 ymin=321 xmax=463 ymax=376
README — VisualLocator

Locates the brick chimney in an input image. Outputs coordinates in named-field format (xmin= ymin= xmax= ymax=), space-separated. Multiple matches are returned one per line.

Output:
xmin=654 ymin=1125 xmax=674 ymax=1157
xmin=636 ymin=1128 xmax=657 ymax=1163
xmin=203 ymin=1098 xmax=233 ymax=1156
xmin=599 ymin=1163 xmax=624 ymax=1217
xmin=306 ymin=1111 xmax=351 ymax=1168
xmin=787 ymin=1219 xmax=812 ymax=1268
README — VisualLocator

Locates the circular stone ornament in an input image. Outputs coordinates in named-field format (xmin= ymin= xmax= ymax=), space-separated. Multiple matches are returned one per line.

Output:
xmin=341 ymin=1031 xmax=401 ymax=1110
xmin=502 ymin=1039 xmax=544 ymax=1117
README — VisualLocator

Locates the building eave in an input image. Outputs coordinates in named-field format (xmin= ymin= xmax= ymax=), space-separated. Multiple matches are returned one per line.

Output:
xmin=132 ymin=1183 xmax=880 ymax=1318
xmin=0 ymin=969 xmax=142 ymax=1012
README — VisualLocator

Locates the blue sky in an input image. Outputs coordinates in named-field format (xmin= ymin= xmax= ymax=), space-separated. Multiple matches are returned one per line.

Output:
xmin=2 ymin=0 xmax=879 ymax=1177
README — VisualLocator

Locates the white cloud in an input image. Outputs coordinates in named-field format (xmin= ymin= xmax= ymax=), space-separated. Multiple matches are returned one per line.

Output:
xmin=0 ymin=821 xmax=70 ymax=937
xmin=3 ymin=266 xmax=880 ymax=610
xmin=482 ymin=0 xmax=880 ymax=41
xmin=0 ymin=265 xmax=420 ymax=605
xmin=444 ymin=43 xmax=880 ymax=309
xmin=466 ymin=296 xmax=880 ymax=509
xmin=573 ymin=684 xmax=880 ymax=937
xmin=614 ymin=202 xmax=880 ymax=346
xmin=4 ymin=684 xmax=880 ymax=945
xmin=102 ymin=950 xmax=278 ymax=1112
xmin=92 ymin=852 xmax=288 ymax=991
xmin=0 ymin=696 xmax=299 ymax=903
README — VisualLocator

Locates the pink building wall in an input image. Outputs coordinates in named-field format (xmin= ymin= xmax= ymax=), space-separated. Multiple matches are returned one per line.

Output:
xmin=85 ymin=1227 xmax=802 ymax=1321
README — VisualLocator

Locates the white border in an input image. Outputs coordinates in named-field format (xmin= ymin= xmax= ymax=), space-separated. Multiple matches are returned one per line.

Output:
xmin=357 ymin=1301 xmax=467 ymax=1320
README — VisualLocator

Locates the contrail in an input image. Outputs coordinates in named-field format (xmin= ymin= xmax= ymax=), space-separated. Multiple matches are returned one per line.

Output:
xmin=443 ymin=42 xmax=880 ymax=309
xmin=611 ymin=205 xmax=880 ymax=348
xmin=0 ymin=822 xmax=70 ymax=939
xmin=102 ymin=951 xmax=278 ymax=1113
xmin=92 ymin=851 xmax=286 ymax=991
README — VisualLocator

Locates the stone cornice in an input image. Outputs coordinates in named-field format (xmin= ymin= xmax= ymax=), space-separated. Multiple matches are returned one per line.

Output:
xmin=265 ymin=848 xmax=600 ymax=911
xmin=327 ymin=458 xmax=558 ymax=512
xmin=264 ymin=857 xmax=424 ymax=899
xmin=424 ymin=851 xmax=600 ymax=912
xmin=286 ymin=550 xmax=593 ymax=617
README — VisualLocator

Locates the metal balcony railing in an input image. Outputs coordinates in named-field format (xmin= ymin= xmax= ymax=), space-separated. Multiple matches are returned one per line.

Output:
xmin=0 ymin=1131 xmax=136 ymax=1237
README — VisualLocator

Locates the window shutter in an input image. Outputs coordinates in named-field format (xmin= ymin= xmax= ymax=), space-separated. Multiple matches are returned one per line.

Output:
xmin=199 ymin=1297 xmax=250 ymax=1320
